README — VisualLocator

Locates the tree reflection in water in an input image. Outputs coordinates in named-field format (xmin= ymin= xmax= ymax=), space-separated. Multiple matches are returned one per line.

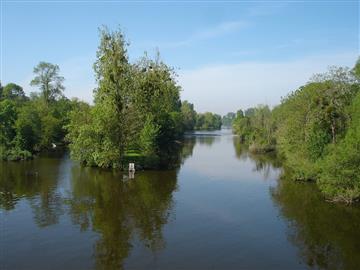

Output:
xmin=0 ymin=153 xmax=64 ymax=227
xmin=233 ymin=135 xmax=360 ymax=269
xmin=180 ymin=136 xmax=196 ymax=163
xmin=271 ymin=170 xmax=360 ymax=270
xmin=184 ymin=132 xmax=217 ymax=148
xmin=232 ymin=136 xmax=282 ymax=179
xmin=2 ymin=135 xmax=359 ymax=270
xmin=65 ymin=138 xmax=196 ymax=269
xmin=197 ymin=135 xmax=216 ymax=146
xmin=66 ymin=167 xmax=178 ymax=269
xmin=0 ymin=142 xmax=196 ymax=270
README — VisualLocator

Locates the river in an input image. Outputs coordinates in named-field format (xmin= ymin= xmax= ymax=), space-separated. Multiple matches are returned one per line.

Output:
xmin=1 ymin=129 xmax=359 ymax=270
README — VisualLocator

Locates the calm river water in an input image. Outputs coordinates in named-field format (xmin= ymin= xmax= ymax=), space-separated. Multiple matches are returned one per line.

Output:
xmin=1 ymin=129 xmax=359 ymax=270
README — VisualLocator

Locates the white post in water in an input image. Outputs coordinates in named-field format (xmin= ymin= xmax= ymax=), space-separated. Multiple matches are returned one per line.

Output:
xmin=129 ymin=163 xmax=135 ymax=172
xmin=129 ymin=163 xmax=135 ymax=179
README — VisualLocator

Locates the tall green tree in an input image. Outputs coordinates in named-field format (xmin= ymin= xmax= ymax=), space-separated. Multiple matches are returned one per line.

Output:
xmin=133 ymin=54 xmax=182 ymax=152
xmin=181 ymin=100 xmax=197 ymax=131
xmin=30 ymin=62 xmax=65 ymax=104
xmin=0 ymin=100 xmax=17 ymax=149
xmin=67 ymin=27 xmax=183 ymax=168
xmin=93 ymin=27 xmax=133 ymax=165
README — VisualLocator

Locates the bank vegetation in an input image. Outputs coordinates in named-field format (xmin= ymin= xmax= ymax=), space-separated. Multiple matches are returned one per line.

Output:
xmin=233 ymin=59 xmax=360 ymax=203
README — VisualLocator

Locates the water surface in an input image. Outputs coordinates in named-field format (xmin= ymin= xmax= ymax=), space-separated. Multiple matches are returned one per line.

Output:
xmin=1 ymin=130 xmax=359 ymax=269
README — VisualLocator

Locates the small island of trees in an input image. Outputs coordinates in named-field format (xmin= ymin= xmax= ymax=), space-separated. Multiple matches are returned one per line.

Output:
xmin=0 ymin=27 xmax=222 ymax=169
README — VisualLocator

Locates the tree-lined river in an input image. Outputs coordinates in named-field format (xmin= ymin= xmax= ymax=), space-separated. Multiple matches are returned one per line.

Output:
xmin=1 ymin=129 xmax=359 ymax=270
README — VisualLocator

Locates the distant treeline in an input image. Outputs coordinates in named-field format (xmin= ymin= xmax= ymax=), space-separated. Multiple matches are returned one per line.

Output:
xmin=182 ymin=100 xmax=222 ymax=131
xmin=0 ymin=27 xmax=221 ymax=168
xmin=232 ymin=59 xmax=360 ymax=203
xmin=222 ymin=112 xmax=236 ymax=127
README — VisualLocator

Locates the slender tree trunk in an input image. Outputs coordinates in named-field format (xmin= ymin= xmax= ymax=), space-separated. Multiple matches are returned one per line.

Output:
xmin=331 ymin=122 xmax=336 ymax=144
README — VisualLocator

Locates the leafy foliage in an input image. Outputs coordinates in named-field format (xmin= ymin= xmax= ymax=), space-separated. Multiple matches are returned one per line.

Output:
xmin=318 ymin=92 xmax=360 ymax=203
xmin=1 ymin=66 xmax=78 ymax=160
xmin=67 ymin=27 xmax=184 ymax=169
xmin=233 ymin=59 xmax=360 ymax=202
xmin=233 ymin=105 xmax=275 ymax=152
xmin=195 ymin=112 xmax=222 ymax=130
xmin=1 ymin=27 xmax=208 ymax=167
xmin=222 ymin=112 xmax=236 ymax=127
xmin=30 ymin=62 xmax=65 ymax=104
xmin=181 ymin=100 xmax=197 ymax=131
xmin=1 ymin=83 xmax=27 ymax=103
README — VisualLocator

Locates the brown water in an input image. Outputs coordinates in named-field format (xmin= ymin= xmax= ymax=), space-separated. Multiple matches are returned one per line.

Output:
xmin=1 ymin=129 xmax=359 ymax=270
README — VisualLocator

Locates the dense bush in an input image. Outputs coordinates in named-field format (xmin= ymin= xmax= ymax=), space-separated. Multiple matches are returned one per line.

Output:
xmin=318 ymin=92 xmax=360 ymax=203
xmin=0 ymin=77 xmax=81 ymax=161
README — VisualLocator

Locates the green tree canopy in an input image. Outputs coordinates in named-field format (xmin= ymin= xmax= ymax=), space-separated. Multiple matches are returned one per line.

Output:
xmin=181 ymin=100 xmax=197 ymax=131
xmin=30 ymin=62 xmax=65 ymax=104
xmin=2 ymin=83 xmax=27 ymax=102
xmin=67 ymin=27 xmax=183 ymax=169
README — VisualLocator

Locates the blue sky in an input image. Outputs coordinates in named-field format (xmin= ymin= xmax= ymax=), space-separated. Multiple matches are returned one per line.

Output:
xmin=1 ymin=1 xmax=359 ymax=114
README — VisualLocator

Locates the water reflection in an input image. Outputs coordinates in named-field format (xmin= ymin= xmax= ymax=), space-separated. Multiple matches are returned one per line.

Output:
xmin=1 ymin=132 xmax=360 ymax=270
xmin=67 ymin=167 xmax=178 ymax=270
xmin=233 ymin=135 xmax=360 ymax=269
xmin=1 ymin=149 xmax=182 ymax=269
xmin=180 ymin=136 xmax=196 ymax=162
xmin=232 ymin=136 xmax=282 ymax=179
xmin=0 ymin=154 xmax=64 ymax=226
xmin=271 ymin=171 xmax=360 ymax=270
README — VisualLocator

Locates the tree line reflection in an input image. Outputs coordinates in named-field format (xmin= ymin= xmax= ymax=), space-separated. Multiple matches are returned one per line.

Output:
xmin=66 ymin=167 xmax=178 ymax=269
xmin=232 ymin=136 xmax=282 ymax=179
xmin=0 ymin=139 xmax=196 ymax=269
xmin=271 ymin=172 xmax=360 ymax=270
xmin=233 ymin=134 xmax=360 ymax=269
xmin=1 ymin=135 xmax=360 ymax=269
xmin=0 ymin=154 xmax=64 ymax=227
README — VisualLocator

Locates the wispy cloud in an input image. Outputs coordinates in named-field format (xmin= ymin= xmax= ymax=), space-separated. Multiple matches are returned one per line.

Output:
xmin=157 ymin=21 xmax=249 ymax=49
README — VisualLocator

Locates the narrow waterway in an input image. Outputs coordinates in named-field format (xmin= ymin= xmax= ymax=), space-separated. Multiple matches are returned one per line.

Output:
xmin=1 ymin=129 xmax=359 ymax=270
